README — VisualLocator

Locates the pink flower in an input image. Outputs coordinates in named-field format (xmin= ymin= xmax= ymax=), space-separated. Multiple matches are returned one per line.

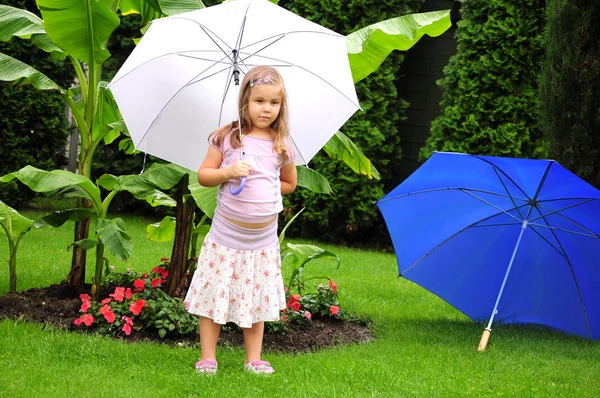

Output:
xmin=73 ymin=318 xmax=82 ymax=326
xmin=80 ymin=301 xmax=91 ymax=313
xmin=183 ymin=301 xmax=190 ymax=310
xmin=101 ymin=298 xmax=112 ymax=305
xmin=99 ymin=305 xmax=111 ymax=315
xmin=103 ymin=310 xmax=116 ymax=324
xmin=304 ymin=311 xmax=312 ymax=320
xmin=79 ymin=293 xmax=91 ymax=302
xmin=330 ymin=305 xmax=340 ymax=315
xmin=329 ymin=279 xmax=338 ymax=294
xmin=130 ymin=299 xmax=145 ymax=316
xmin=125 ymin=288 xmax=133 ymax=300
xmin=122 ymin=316 xmax=133 ymax=326
xmin=133 ymin=279 xmax=145 ymax=292
xmin=80 ymin=314 xmax=94 ymax=326
xmin=122 ymin=323 xmax=132 ymax=336
xmin=110 ymin=287 xmax=125 ymax=302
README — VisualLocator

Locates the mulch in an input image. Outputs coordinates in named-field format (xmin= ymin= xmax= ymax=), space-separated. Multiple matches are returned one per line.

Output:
xmin=0 ymin=282 xmax=373 ymax=353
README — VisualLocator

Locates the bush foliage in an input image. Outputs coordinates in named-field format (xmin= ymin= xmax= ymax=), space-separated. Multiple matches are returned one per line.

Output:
xmin=539 ymin=0 xmax=600 ymax=188
xmin=281 ymin=0 xmax=423 ymax=245
xmin=0 ymin=0 xmax=73 ymax=208
xmin=421 ymin=0 xmax=547 ymax=161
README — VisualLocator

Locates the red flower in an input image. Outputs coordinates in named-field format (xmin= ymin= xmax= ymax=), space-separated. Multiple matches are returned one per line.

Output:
xmin=79 ymin=293 xmax=91 ymax=302
xmin=304 ymin=311 xmax=312 ymax=320
xmin=99 ymin=305 xmax=111 ymax=315
xmin=152 ymin=266 xmax=169 ymax=279
xmin=133 ymin=279 xmax=145 ymax=292
xmin=290 ymin=301 xmax=301 ymax=312
xmin=289 ymin=294 xmax=301 ymax=302
xmin=329 ymin=279 xmax=337 ymax=294
xmin=330 ymin=305 xmax=340 ymax=315
xmin=101 ymin=298 xmax=112 ymax=305
xmin=80 ymin=301 xmax=91 ymax=313
xmin=81 ymin=314 xmax=94 ymax=326
xmin=122 ymin=323 xmax=132 ymax=336
xmin=125 ymin=288 xmax=133 ymax=300
xmin=110 ymin=287 xmax=125 ymax=302
xmin=282 ymin=315 xmax=287 ymax=322
xmin=151 ymin=278 xmax=163 ymax=288
xmin=122 ymin=316 xmax=133 ymax=326
xmin=73 ymin=314 xmax=94 ymax=327
xmin=103 ymin=310 xmax=116 ymax=324
xmin=160 ymin=258 xmax=169 ymax=263
xmin=130 ymin=299 xmax=145 ymax=316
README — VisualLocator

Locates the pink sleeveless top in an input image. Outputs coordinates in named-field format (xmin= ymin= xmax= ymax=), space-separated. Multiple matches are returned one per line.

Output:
xmin=209 ymin=130 xmax=296 ymax=223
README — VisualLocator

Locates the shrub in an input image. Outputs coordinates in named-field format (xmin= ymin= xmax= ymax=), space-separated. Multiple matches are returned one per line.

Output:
xmin=539 ymin=0 xmax=600 ymax=188
xmin=421 ymin=0 xmax=547 ymax=160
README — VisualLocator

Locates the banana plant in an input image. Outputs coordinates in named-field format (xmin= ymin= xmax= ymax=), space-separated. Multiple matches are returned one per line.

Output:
xmin=1 ymin=166 xmax=173 ymax=299
xmin=0 ymin=0 xmax=205 ymax=289
xmin=0 ymin=200 xmax=93 ymax=293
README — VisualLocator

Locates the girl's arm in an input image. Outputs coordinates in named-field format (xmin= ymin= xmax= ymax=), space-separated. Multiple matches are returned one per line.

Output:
xmin=280 ymin=163 xmax=297 ymax=195
xmin=197 ymin=146 xmax=251 ymax=187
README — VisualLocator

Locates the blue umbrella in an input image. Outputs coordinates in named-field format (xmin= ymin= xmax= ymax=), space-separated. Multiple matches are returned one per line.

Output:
xmin=377 ymin=152 xmax=600 ymax=349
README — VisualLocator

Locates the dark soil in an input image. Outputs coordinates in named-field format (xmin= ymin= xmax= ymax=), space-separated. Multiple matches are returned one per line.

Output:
xmin=0 ymin=282 xmax=372 ymax=353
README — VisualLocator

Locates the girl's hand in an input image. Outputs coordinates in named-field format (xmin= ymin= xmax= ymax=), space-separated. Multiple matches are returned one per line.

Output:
xmin=227 ymin=161 xmax=252 ymax=179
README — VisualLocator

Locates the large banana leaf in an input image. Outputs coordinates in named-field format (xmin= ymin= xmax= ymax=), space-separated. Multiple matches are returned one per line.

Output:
xmin=96 ymin=173 xmax=176 ymax=208
xmin=96 ymin=217 xmax=133 ymax=261
xmin=0 ymin=200 xmax=34 ymax=237
xmin=0 ymin=5 xmax=61 ymax=54
xmin=138 ymin=163 xmax=189 ymax=190
xmin=37 ymin=0 xmax=120 ymax=65
xmin=296 ymin=166 xmax=332 ymax=194
xmin=0 ymin=53 xmax=62 ymax=91
xmin=347 ymin=10 xmax=451 ymax=83
xmin=1 ymin=166 xmax=102 ymax=214
xmin=92 ymin=81 xmax=121 ymax=142
xmin=323 ymin=131 xmax=381 ymax=179
xmin=146 ymin=216 xmax=176 ymax=242
xmin=188 ymin=178 xmax=218 ymax=218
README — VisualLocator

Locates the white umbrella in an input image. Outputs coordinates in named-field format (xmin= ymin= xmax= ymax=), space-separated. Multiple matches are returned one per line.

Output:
xmin=108 ymin=0 xmax=360 ymax=172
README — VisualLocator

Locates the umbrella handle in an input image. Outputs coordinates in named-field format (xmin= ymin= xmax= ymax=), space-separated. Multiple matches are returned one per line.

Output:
xmin=229 ymin=177 xmax=246 ymax=195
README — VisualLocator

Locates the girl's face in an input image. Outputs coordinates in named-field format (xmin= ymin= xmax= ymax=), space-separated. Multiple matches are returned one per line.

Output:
xmin=247 ymin=83 xmax=282 ymax=132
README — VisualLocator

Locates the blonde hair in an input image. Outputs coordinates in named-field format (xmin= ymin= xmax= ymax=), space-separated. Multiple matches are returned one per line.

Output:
xmin=210 ymin=65 xmax=291 ymax=165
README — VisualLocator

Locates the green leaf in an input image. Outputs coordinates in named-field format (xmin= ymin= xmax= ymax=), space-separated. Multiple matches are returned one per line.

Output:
xmin=188 ymin=178 xmax=217 ymax=218
xmin=0 ymin=5 xmax=62 ymax=54
xmin=97 ymin=173 xmax=176 ymax=207
xmin=147 ymin=216 xmax=176 ymax=242
xmin=33 ymin=208 xmax=95 ymax=228
xmin=0 ymin=199 xmax=34 ymax=237
xmin=1 ymin=166 xmax=102 ymax=213
xmin=156 ymin=0 xmax=205 ymax=15
xmin=296 ymin=166 xmax=332 ymax=193
xmin=140 ymin=163 xmax=188 ymax=190
xmin=158 ymin=328 xmax=167 ymax=338
xmin=0 ymin=52 xmax=62 ymax=91
xmin=97 ymin=218 xmax=133 ymax=261
xmin=347 ymin=10 xmax=452 ymax=83
xmin=286 ymin=243 xmax=340 ymax=267
xmin=323 ymin=131 xmax=381 ymax=179
xmin=92 ymin=81 xmax=121 ymax=142
xmin=279 ymin=207 xmax=305 ymax=245
xmin=72 ymin=238 xmax=98 ymax=250
xmin=37 ymin=0 xmax=120 ymax=65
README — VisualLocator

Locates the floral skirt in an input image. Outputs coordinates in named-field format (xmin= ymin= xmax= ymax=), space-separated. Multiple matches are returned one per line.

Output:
xmin=184 ymin=217 xmax=286 ymax=328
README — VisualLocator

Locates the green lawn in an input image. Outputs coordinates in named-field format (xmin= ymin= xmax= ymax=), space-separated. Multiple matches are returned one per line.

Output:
xmin=1 ymin=210 xmax=599 ymax=397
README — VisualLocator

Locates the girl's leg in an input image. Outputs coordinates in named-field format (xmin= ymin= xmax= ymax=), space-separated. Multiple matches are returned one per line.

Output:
xmin=242 ymin=321 xmax=264 ymax=364
xmin=199 ymin=316 xmax=221 ymax=360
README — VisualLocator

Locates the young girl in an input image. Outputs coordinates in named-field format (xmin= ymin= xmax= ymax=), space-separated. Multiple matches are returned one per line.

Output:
xmin=185 ymin=65 xmax=297 ymax=375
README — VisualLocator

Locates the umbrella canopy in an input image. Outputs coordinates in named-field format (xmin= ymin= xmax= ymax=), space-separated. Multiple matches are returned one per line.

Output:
xmin=108 ymin=0 xmax=360 ymax=171
xmin=377 ymin=152 xmax=600 ymax=343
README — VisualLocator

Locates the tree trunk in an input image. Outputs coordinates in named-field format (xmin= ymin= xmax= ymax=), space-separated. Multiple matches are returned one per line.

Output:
xmin=165 ymin=175 xmax=194 ymax=297
xmin=67 ymin=197 xmax=91 ymax=291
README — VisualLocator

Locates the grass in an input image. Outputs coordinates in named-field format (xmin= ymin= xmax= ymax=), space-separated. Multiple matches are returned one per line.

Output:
xmin=1 ymin=208 xmax=599 ymax=397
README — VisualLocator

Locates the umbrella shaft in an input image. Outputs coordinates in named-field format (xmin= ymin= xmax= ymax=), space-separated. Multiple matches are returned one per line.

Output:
xmin=485 ymin=220 xmax=529 ymax=329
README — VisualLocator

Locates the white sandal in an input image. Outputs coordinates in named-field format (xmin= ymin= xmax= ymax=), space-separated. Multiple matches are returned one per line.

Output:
xmin=195 ymin=359 xmax=218 ymax=375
